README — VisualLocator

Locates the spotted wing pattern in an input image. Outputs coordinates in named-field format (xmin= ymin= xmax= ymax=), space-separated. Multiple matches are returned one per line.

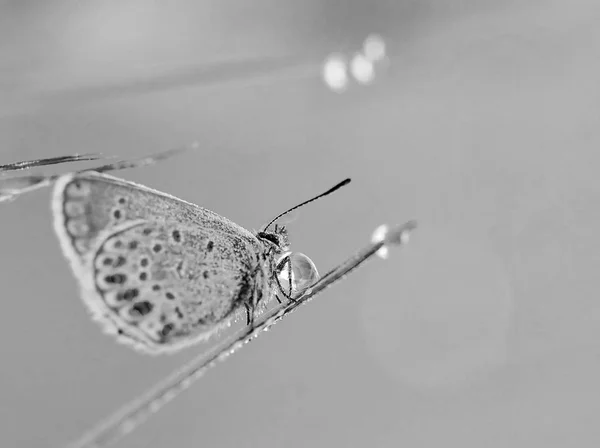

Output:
xmin=52 ymin=172 xmax=269 ymax=353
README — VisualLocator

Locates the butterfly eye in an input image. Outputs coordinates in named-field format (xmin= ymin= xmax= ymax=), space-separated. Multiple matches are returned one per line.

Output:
xmin=257 ymin=232 xmax=280 ymax=246
xmin=277 ymin=252 xmax=319 ymax=298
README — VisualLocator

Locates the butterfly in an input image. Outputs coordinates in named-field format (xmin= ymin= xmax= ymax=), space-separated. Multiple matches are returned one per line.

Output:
xmin=0 ymin=31 xmax=414 ymax=447
xmin=52 ymin=168 xmax=349 ymax=354
xmin=1 ymin=147 xmax=415 ymax=447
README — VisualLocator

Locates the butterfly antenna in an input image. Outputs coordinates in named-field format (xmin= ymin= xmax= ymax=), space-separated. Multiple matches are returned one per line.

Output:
xmin=263 ymin=178 xmax=351 ymax=231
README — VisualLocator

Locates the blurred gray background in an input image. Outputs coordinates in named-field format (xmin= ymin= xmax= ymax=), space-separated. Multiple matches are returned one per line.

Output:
xmin=2 ymin=1 xmax=600 ymax=447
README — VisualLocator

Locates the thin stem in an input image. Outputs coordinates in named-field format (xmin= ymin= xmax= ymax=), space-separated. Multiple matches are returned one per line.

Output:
xmin=0 ymin=154 xmax=104 ymax=174
xmin=0 ymin=144 xmax=194 ymax=203
xmin=66 ymin=221 xmax=416 ymax=448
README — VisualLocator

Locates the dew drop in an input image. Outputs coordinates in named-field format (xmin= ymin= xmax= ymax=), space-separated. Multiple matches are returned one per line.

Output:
xmin=371 ymin=224 xmax=389 ymax=259
xmin=277 ymin=252 xmax=319 ymax=298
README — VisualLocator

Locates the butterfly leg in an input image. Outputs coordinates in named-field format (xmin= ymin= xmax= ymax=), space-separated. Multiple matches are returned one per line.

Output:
xmin=244 ymin=303 xmax=252 ymax=326
xmin=274 ymin=256 xmax=297 ymax=303
xmin=287 ymin=256 xmax=293 ymax=300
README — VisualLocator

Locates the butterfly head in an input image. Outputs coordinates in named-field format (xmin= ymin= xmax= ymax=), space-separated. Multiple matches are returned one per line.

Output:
xmin=256 ymin=223 xmax=290 ymax=254
xmin=256 ymin=178 xmax=350 ymax=297
xmin=257 ymin=225 xmax=320 ymax=299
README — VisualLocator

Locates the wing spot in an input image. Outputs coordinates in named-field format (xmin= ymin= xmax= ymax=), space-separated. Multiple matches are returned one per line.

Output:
xmin=160 ymin=323 xmax=175 ymax=338
xmin=102 ymin=257 xmax=114 ymax=266
xmin=206 ymin=241 xmax=214 ymax=252
xmin=64 ymin=201 xmax=85 ymax=217
xmin=74 ymin=239 xmax=88 ymax=254
xmin=143 ymin=228 xmax=153 ymax=235
xmin=152 ymin=243 xmax=163 ymax=253
xmin=113 ymin=255 xmax=127 ymax=268
xmin=67 ymin=219 xmax=90 ymax=237
xmin=152 ymin=284 xmax=161 ymax=291
xmin=113 ymin=209 xmax=122 ymax=220
xmin=165 ymin=292 xmax=175 ymax=300
xmin=139 ymin=272 xmax=148 ymax=281
xmin=130 ymin=300 xmax=153 ymax=316
xmin=117 ymin=288 xmax=139 ymax=301
xmin=128 ymin=240 xmax=139 ymax=250
xmin=66 ymin=180 xmax=90 ymax=197
xmin=105 ymin=273 xmax=127 ymax=285
xmin=176 ymin=260 xmax=185 ymax=277
xmin=172 ymin=230 xmax=182 ymax=243
xmin=140 ymin=258 xmax=149 ymax=267
xmin=203 ymin=271 xmax=210 ymax=279
xmin=117 ymin=197 xmax=126 ymax=205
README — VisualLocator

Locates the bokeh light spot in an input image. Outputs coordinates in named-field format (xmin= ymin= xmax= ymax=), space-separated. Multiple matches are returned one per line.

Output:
xmin=322 ymin=54 xmax=349 ymax=92
xmin=363 ymin=34 xmax=386 ymax=62
xmin=350 ymin=53 xmax=375 ymax=85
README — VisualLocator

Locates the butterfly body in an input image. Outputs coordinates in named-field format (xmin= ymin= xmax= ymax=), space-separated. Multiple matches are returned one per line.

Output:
xmin=52 ymin=172 xmax=287 ymax=354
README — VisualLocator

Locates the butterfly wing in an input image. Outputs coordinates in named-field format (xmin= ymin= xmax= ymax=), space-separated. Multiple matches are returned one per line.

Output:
xmin=52 ymin=171 xmax=258 ymax=254
xmin=52 ymin=172 xmax=267 ymax=354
